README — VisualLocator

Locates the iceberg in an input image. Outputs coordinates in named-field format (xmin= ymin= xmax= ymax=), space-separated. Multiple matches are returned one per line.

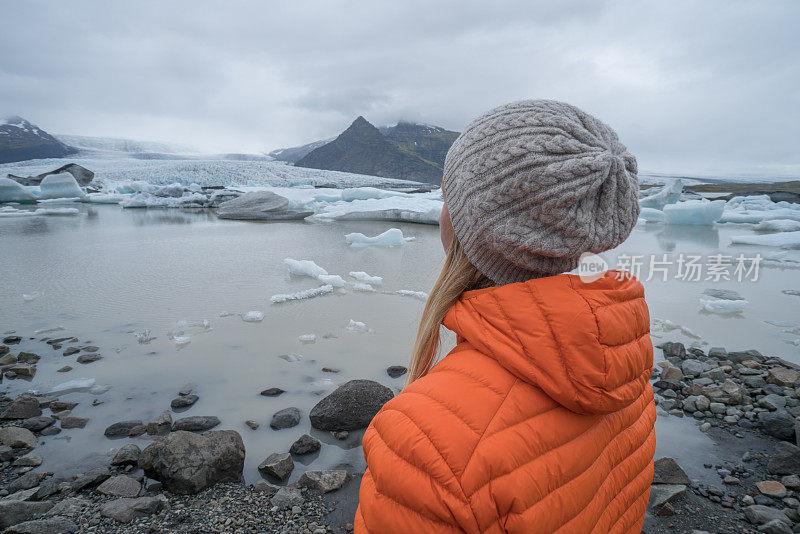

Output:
xmin=638 ymin=208 xmax=665 ymax=223
xmin=345 ymin=228 xmax=414 ymax=247
xmin=312 ymin=196 xmax=443 ymax=225
xmin=345 ymin=319 xmax=371 ymax=333
xmin=639 ymin=180 xmax=683 ymax=210
xmin=38 ymin=172 xmax=85 ymax=200
xmin=22 ymin=291 xmax=42 ymax=302
xmin=754 ymin=219 xmax=800 ymax=233
xmin=663 ymin=200 xmax=724 ymax=225
xmin=340 ymin=187 xmax=409 ymax=202
xmin=700 ymin=298 xmax=748 ymax=315
xmin=85 ymin=192 xmax=129 ymax=204
xmin=0 ymin=206 xmax=79 ymax=217
xmin=318 ymin=274 xmax=346 ymax=287
xmin=298 ymin=334 xmax=316 ymax=343
xmin=173 ymin=336 xmax=191 ymax=348
xmin=0 ymin=177 xmax=37 ymax=203
xmin=271 ymin=284 xmax=334 ymax=303
xmin=349 ymin=271 xmax=383 ymax=285
xmin=396 ymin=289 xmax=428 ymax=301
xmin=352 ymin=282 xmax=376 ymax=292
xmin=284 ymin=258 xmax=329 ymax=278
xmin=120 ymin=192 xmax=208 ymax=208
xmin=241 ymin=311 xmax=264 ymax=323
xmin=731 ymin=231 xmax=800 ymax=248
xmin=49 ymin=378 xmax=96 ymax=395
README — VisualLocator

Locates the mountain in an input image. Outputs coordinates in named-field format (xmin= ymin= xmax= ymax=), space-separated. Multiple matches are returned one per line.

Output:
xmin=268 ymin=138 xmax=334 ymax=163
xmin=294 ymin=117 xmax=452 ymax=184
xmin=379 ymin=121 xmax=459 ymax=169
xmin=0 ymin=116 xmax=76 ymax=164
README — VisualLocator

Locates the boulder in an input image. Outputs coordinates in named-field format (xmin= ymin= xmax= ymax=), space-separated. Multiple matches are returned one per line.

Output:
xmin=22 ymin=416 xmax=55 ymax=432
xmin=60 ymin=416 xmax=89 ymax=429
xmin=7 ymin=472 xmax=41 ymax=494
xmin=297 ymin=469 xmax=349 ymax=493
xmin=758 ymin=519 xmax=792 ymax=534
xmin=111 ymin=443 xmax=141 ymax=466
xmin=99 ymin=495 xmax=169 ymax=523
xmin=1 ymin=397 xmax=42 ymax=419
xmin=662 ymin=342 xmax=687 ymax=360
xmin=768 ymin=441 xmax=800 ymax=475
xmin=743 ymin=504 xmax=791 ymax=526
xmin=4 ymin=517 xmax=76 ymax=534
xmin=72 ymin=467 xmax=111 ymax=492
xmin=171 ymin=416 xmax=220 ymax=432
xmin=310 ymin=379 xmax=394 ymax=431
xmin=759 ymin=411 xmax=797 ymax=441
xmin=258 ymin=453 xmax=294 ymax=481
xmin=270 ymin=487 xmax=303 ymax=509
xmin=386 ymin=366 xmax=407 ymax=379
xmin=104 ymin=420 xmax=143 ymax=438
xmin=76 ymin=353 xmax=101 ymax=364
xmin=290 ymin=434 xmax=321 ymax=455
xmin=0 ymin=500 xmax=54 ymax=529
xmin=270 ymin=407 xmax=301 ymax=430
xmin=139 ymin=430 xmax=245 ymax=494
xmin=146 ymin=412 xmax=172 ymax=435
xmin=653 ymin=457 xmax=692 ymax=485
xmin=756 ymin=480 xmax=788 ymax=498
xmin=0 ymin=426 xmax=37 ymax=449
xmin=96 ymin=475 xmax=142 ymax=498
xmin=648 ymin=484 xmax=686 ymax=509
xmin=260 ymin=387 xmax=285 ymax=397
xmin=170 ymin=394 xmax=198 ymax=410
xmin=768 ymin=367 xmax=800 ymax=387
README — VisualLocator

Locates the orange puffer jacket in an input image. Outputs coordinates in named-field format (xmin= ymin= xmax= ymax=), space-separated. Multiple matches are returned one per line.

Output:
xmin=355 ymin=271 xmax=656 ymax=533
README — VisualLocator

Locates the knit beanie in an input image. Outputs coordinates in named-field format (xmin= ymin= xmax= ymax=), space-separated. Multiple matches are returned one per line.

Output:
xmin=442 ymin=99 xmax=640 ymax=285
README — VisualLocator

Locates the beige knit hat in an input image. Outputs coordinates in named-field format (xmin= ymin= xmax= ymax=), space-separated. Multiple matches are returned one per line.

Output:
xmin=443 ymin=99 xmax=640 ymax=285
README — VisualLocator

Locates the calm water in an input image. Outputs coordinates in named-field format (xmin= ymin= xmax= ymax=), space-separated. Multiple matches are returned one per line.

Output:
xmin=1 ymin=204 xmax=798 ymax=483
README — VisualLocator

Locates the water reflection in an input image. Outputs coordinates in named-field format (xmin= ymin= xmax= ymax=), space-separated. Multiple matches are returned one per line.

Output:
xmin=127 ymin=208 xmax=217 ymax=226
xmin=656 ymin=224 xmax=720 ymax=251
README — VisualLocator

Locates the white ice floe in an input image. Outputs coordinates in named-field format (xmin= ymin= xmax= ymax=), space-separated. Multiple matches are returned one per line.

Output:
xmin=345 ymin=319 xmax=371 ymax=333
xmin=719 ymin=195 xmax=800 ymax=224
xmin=651 ymin=318 xmax=703 ymax=340
xmin=702 ymin=288 xmax=744 ymax=301
xmin=35 ymin=326 xmax=64 ymax=334
xmin=279 ymin=353 xmax=303 ymax=362
xmin=298 ymin=334 xmax=317 ymax=343
xmin=638 ymin=208 xmax=665 ymax=223
xmin=85 ymin=193 xmax=129 ymax=204
xmin=173 ymin=336 xmax=191 ymax=348
xmin=731 ymin=231 xmax=800 ymax=248
xmin=89 ymin=384 xmax=112 ymax=395
xmin=0 ymin=206 xmax=79 ymax=217
xmin=188 ymin=183 xmax=202 ymax=192
xmin=318 ymin=274 xmax=346 ymax=287
xmin=284 ymin=258 xmax=329 ymax=279
xmin=345 ymin=228 xmax=414 ymax=247
xmin=700 ymin=298 xmax=748 ymax=315
xmin=754 ymin=219 xmax=800 ymax=233
xmin=312 ymin=196 xmax=443 ymax=224
xmin=352 ymin=282 xmax=376 ymax=292
xmin=135 ymin=329 xmax=155 ymax=344
xmin=49 ymin=378 xmax=96 ymax=395
xmin=639 ymin=180 xmax=683 ymax=210
xmin=22 ymin=291 xmax=42 ymax=302
xmin=0 ymin=177 xmax=37 ymax=202
xmin=271 ymin=284 xmax=334 ymax=304
xmin=241 ymin=311 xmax=264 ymax=323
xmin=765 ymin=320 xmax=798 ymax=328
xmin=37 ymin=197 xmax=81 ymax=204
xmin=349 ymin=271 xmax=383 ymax=285
xmin=340 ymin=187 xmax=409 ymax=202
xmin=120 ymin=192 xmax=207 ymax=209
xmin=396 ymin=290 xmax=429 ymax=301
xmin=219 ymin=311 xmax=235 ymax=317
xmin=39 ymin=173 xmax=85 ymax=200
xmin=663 ymin=200 xmax=724 ymax=225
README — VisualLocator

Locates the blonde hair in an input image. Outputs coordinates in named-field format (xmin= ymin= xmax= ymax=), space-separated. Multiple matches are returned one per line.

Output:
xmin=406 ymin=238 xmax=492 ymax=385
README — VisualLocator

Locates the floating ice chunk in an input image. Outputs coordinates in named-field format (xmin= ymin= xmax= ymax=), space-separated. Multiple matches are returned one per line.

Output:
xmin=318 ymin=274 xmax=346 ymax=287
xmin=153 ymin=182 xmax=185 ymax=198
xmin=312 ymin=196 xmax=443 ymax=225
xmin=241 ymin=311 xmax=264 ymax=323
xmin=120 ymin=192 xmax=207 ymax=209
xmin=279 ymin=353 xmax=303 ymax=362
xmin=396 ymin=290 xmax=428 ymax=301
xmin=352 ymin=282 xmax=376 ymax=292
xmin=37 ymin=197 xmax=81 ymax=204
xmin=90 ymin=384 xmax=112 ymax=395
xmin=349 ymin=271 xmax=383 ymax=285
xmin=345 ymin=228 xmax=414 ymax=247
xmin=0 ymin=177 xmax=37 ymax=203
xmin=783 ymin=289 xmax=800 ymax=297
xmin=35 ymin=326 xmax=64 ymax=335
xmin=765 ymin=320 xmax=797 ymax=328
xmin=663 ymin=200 xmax=724 ymax=225
xmin=731 ymin=231 xmax=800 ymax=248
xmin=173 ymin=336 xmax=191 ymax=348
xmin=639 ymin=180 xmax=683 ymax=210
xmin=754 ymin=219 xmax=800 ymax=233
xmin=113 ymin=181 xmax=156 ymax=194
xmin=39 ymin=173 xmax=85 ymax=200
xmin=22 ymin=291 xmax=42 ymax=302
xmin=700 ymin=298 xmax=747 ymax=315
xmin=85 ymin=193 xmax=128 ymax=204
xmin=134 ymin=329 xmax=155 ymax=344
xmin=38 ymin=208 xmax=79 ymax=216
xmin=720 ymin=207 xmax=800 ymax=224
xmin=299 ymin=334 xmax=317 ymax=343
xmin=271 ymin=284 xmax=334 ymax=303
xmin=340 ymin=187 xmax=408 ymax=201
xmin=310 ymin=377 xmax=335 ymax=390
xmin=284 ymin=258 xmax=328 ymax=278
xmin=188 ymin=183 xmax=202 ymax=192
xmin=638 ymin=208 xmax=665 ymax=223
xmin=49 ymin=378 xmax=96 ymax=395
xmin=346 ymin=319 xmax=371 ymax=333
xmin=219 ymin=311 xmax=235 ymax=317
xmin=702 ymin=288 xmax=744 ymax=301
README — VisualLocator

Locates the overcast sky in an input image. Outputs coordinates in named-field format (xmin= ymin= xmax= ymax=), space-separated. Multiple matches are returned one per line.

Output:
xmin=1 ymin=1 xmax=797 ymax=176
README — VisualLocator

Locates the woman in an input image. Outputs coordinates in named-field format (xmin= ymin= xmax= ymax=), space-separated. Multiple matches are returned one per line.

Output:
xmin=355 ymin=100 xmax=656 ymax=533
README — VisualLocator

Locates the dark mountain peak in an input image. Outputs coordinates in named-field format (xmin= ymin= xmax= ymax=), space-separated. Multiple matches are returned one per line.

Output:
xmin=0 ymin=115 xmax=75 ymax=164
xmin=340 ymin=116 xmax=382 ymax=139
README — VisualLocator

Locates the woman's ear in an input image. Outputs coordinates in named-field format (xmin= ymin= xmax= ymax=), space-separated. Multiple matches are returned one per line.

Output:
xmin=439 ymin=196 xmax=454 ymax=250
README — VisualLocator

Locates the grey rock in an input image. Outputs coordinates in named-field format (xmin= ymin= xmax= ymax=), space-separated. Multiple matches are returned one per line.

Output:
xmin=662 ymin=342 xmax=687 ymax=360
xmin=260 ymin=387 xmax=285 ymax=397
xmin=96 ymin=475 xmax=142 ymax=498
xmin=386 ymin=366 xmax=407 ymax=378
xmin=13 ymin=454 xmax=42 ymax=467
xmin=1 ymin=397 xmax=41 ymax=420
xmin=270 ymin=487 xmax=303 ymax=509
xmin=759 ymin=411 xmax=797 ymax=441
xmin=75 ymin=353 xmax=101 ymax=364
xmin=104 ymin=420 xmax=143 ymax=438
xmin=3 ymin=336 xmax=21 ymax=344
xmin=4 ymin=487 xmax=39 ymax=502
xmin=758 ymin=519 xmax=792 ymax=534
xmin=743 ymin=504 xmax=791 ymax=526
xmin=768 ymin=441 xmax=800 ymax=475
xmin=0 ymin=500 xmax=54 ymax=529
xmin=258 ymin=453 xmax=294 ymax=481
xmin=0 ymin=444 xmax=14 ymax=461
xmin=297 ymin=470 xmax=348 ymax=493
xmin=34 ymin=478 xmax=64 ymax=500
xmin=290 ymin=434 xmax=321 ymax=455
xmin=648 ymin=484 xmax=686 ymax=509
xmin=49 ymin=401 xmax=77 ymax=412
xmin=681 ymin=359 xmax=706 ymax=378
xmin=72 ymin=467 xmax=111 ymax=492
xmin=22 ymin=416 xmax=55 ymax=432
xmin=310 ymin=379 xmax=394 ymax=431
xmin=45 ymin=498 xmax=90 ymax=517
xmin=139 ymin=430 xmax=244 ymax=494
xmin=270 ymin=407 xmax=300 ymax=430
xmin=5 ymin=517 xmax=78 ymax=534
xmin=653 ymin=458 xmax=692 ymax=485
xmin=99 ymin=495 xmax=169 ymax=523
xmin=7 ymin=472 xmax=41 ymax=494
xmin=760 ymin=394 xmax=788 ymax=411
xmin=60 ymin=416 xmax=88 ymax=429
xmin=111 ymin=443 xmax=141 ymax=466
xmin=728 ymin=350 xmax=766 ymax=364
xmin=146 ymin=412 xmax=172 ymax=435
xmin=170 ymin=394 xmax=198 ymax=410
xmin=171 ymin=416 xmax=220 ymax=432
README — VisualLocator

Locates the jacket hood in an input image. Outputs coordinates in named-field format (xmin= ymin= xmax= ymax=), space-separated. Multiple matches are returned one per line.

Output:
xmin=442 ymin=271 xmax=653 ymax=415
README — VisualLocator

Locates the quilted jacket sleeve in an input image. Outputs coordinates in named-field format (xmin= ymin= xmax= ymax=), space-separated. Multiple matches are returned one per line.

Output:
xmin=354 ymin=403 xmax=479 ymax=534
